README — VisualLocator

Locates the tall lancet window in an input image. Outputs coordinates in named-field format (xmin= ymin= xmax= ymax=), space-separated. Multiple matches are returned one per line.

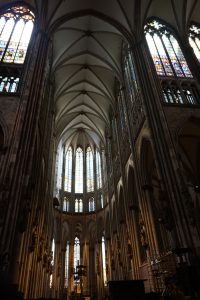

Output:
xmin=74 ymin=237 xmax=80 ymax=270
xmin=63 ymin=197 xmax=69 ymax=212
xmin=75 ymin=199 xmax=83 ymax=213
xmin=96 ymin=151 xmax=102 ymax=189
xmin=145 ymin=20 xmax=192 ymax=77
xmin=189 ymin=24 xmax=200 ymax=63
xmin=64 ymin=147 xmax=72 ymax=192
xmin=0 ymin=6 xmax=34 ymax=93
xmin=50 ymin=239 xmax=55 ymax=288
xmin=124 ymin=47 xmax=138 ymax=104
xmin=56 ymin=143 xmax=63 ymax=193
xmin=101 ymin=236 xmax=107 ymax=286
xmin=86 ymin=146 xmax=94 ymax=192
xmin=64 ymin=241 xmax=70 ymax=288
xmin=89 ymin=197 xmax=95 ymax=212
xmin=75 ymin=147 xmax=83 ymax=193
xmin=0 ymin=6 xmax=34 ymax=63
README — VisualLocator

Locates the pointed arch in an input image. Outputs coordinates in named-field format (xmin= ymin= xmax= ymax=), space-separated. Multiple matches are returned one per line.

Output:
xmin=96 ymin=149 xmax=102 ymax=189
xmin=145 ymin=18 xmax=192 ymax=78
xmin=86 ymin=146 xmax=94 ymax=192
xmin=0 ymin=5 xmax=35 ymax=93
xmin=64 ymin=146 xmax=73 ymax=192
xmin=189 ymin=23 xmax=200 ymax=63
xmin=75 ymin=146 xmax=83 ymax=193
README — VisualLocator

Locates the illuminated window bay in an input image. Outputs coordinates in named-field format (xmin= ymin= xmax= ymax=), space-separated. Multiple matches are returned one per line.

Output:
xmin=0 ymin=6 xmax=34 ymax=64
xmin=64 ymin=147 xmax=72 ymax=192
xmin=0 ymin=6 xmax=34 ymax=93
xmin=145 ymin=20 xmax=192 ymax=78
xmin=54 ymin=143 xmax=105 ymax=213
xmin=86 ymin=146 xmax=94 ymax=192
xmin=75 ymin=147 xmax=83 ymax=193
xmin=189 ymin=24 xmax=200 ymax=63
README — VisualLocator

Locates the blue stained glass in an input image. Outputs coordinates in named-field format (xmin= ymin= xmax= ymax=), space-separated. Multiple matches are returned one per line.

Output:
xmin=0 ymin=6 xmax=34 ymax=64
xmin=169 ymin=36 xmax=192 ymax=77
xmin=146 ymin=33 xmax=165 ymax=75
xmin=145 ymin=20 xmax=192 ymax=78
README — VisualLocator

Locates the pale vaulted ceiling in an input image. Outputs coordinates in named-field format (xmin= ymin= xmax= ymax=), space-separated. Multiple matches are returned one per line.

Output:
xmin=1 ymin=0 xmax=200 ymax=149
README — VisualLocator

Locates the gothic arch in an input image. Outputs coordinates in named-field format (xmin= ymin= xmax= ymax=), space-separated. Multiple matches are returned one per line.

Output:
xmin=49 ymin=10 xmax=135 ymax=46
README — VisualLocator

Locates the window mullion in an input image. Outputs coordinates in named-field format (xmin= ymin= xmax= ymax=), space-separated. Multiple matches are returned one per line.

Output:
xmin=13 ymin=19 xmax=26 ymax=62
xmin=159 ymin=33 xmax=176 ymax=77
xmin=168 ymin=35 xmax=185 ymax=76
xmin=0 ymin=16 xmax=11 ymax=60
xmin=2 ymin=16 xmax=17 ymax=62
xmin=151 ymin=33 xmax=167 ymax=76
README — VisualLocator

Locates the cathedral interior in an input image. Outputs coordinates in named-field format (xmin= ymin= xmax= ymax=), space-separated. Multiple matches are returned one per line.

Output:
xmin=0 ymin=0 xmax=200 ymax=299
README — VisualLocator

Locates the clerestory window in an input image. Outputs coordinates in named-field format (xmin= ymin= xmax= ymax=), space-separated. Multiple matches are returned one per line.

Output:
xmin=86 ymin=146 xmax=94 ymax=192
xmin=89 ymin=197 xmax=95 ymax=212
xmin=75 ymin=147 xmax=83 ymax=193
xmin=63 ymin=197 xmax=69 ymax=212
xmin=145 ymin=19 xmax=192 ymax=78
xmin=75 ymin=199 xmax=83 ymax=213
xmin=0 ymin=5 xmax=34 ymax=93
xmin=189 ymin=23 xmax=200 ymax=63
xmin=96 ymin=150 xmax=102 ymax=189
xmin=74 ymin=237 xmax=80 ymax=270
xmin=64 ymin=147 xmax=72 ymax=192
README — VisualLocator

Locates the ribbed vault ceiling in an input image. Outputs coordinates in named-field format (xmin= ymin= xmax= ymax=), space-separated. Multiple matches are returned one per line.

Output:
xmin=52 ymin=15 xmax=123 ymax=149
xmin=1 ymin=0 xmax=200 ymax=148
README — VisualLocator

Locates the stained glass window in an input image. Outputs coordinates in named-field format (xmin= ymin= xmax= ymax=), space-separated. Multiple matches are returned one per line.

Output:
xmin=100 ymin=194 xmax=104 ymax=208
xmin=64 ymin=242 xmax=69 ymax=288
xmin=56 ymin=143 xmax=63 ymax=192
xmin=74 ymin=237 xmax=80 ymax=270
xmin=101 ymin=236 xmax=107 ymax=286
xmin=0 ymin=6 xmax=34 ymax=64
xmin=124 ymin=47 xmax=138 ymax=104
xmin=0 ymin=75 xmax=19 ymax=92
xmin=75 ymin=147 xmax=83 ymax=193
xmin=86 ymin=146 xmax=94 ymax=192
xmin=50 ymin=239 xmax=55 ymax=288
xmin=145 ymin=20 xmax=192 ymax=78
xmin=189 ymin=24 xmax=200 ymax=63
xmin=118 ymin=91 xmax=127 ymax=132
xmin=163 ymin=85 xmax=197 ymax=105
xmin=96 ymin=151 xmax=102 ymax=189
xmin=64 ymin=147 xmax=72 ymax=192
xmin=89 ymin=197 xmax=95 ymax=212
xmin=75 ymin=199 xmax=83 ymax=213
xmin=63 ymin=197 xmax=69 ymax=212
